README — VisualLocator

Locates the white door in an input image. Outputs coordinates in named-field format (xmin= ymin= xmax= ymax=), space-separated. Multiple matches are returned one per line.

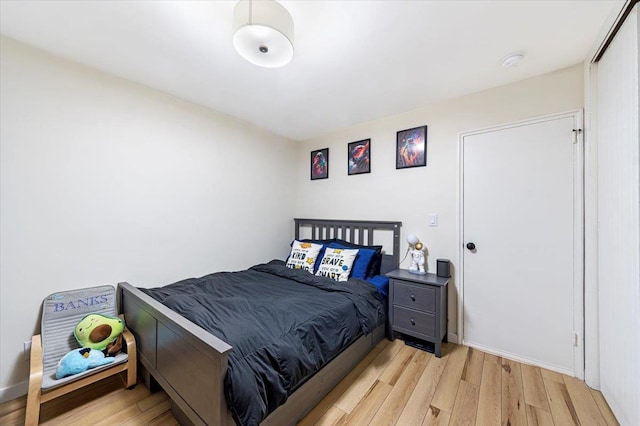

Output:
xmin=460 ymin=111 xmax=583 ymax=377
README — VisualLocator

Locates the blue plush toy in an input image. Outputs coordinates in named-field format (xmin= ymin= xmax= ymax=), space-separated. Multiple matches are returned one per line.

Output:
xmin=55 ymin=347 xmax=115 ymax=379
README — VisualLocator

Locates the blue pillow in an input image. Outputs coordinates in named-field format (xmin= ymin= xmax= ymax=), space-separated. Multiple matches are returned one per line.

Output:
xmin=366 ymin=275 xmax=389 ymax=298
xmin=330 ymin=239 xmax=383 ymax=277
xmin=328 ymin=242 xmax=376 ymax=279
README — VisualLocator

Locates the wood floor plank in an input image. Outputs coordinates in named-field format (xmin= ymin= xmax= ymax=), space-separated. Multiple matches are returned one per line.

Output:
xmin=137 ymin=390 xmax=170 ymax=412
xmin=526 ymin=403 xmax=554 ymax=426
xmin=449 ymin=380 xmax=480 ymax=426
xmin=1 ymin=406 xmax=26 ymax=426
xmin=396 ymin=352 xmax=448 ymax=426
xmin=92 ymin=404 xmax=141 ymax=426
xmin=299 ymin=338 xmax=388 ymax=425
xmin=501 ymin=358 xmax=527 ymax=426
xmin=521 ymin=363 xmax=550 ymax=411
xmin=333 ymin=338 xmax=403 ymax=413
xmin=337 ymin=380 xmax=392 ymax=426
xmin=313 ymin=405 xmax=347 ymax=426
xmin=422 ymin=405 xmax=451 ymax=426
xmin=590 ymin=388 xmax=620 ymax=426
xmin=461 ymin=347 xmax=485 ymax=386
xmin=41 ymin=384 xmax=149 ymax=425
xmin=120 ymin=399 xmax=172 ymax=426
xmin=0 ymin=395 xmax=26 ymax=417
xmin=484 ymin=353 xmax=502 ymax=365
xmin=544 ymin=378 xmax=580 ymax=425
xmin=476 ymin=359 xmax=501 ymax=426
xmin=369 ymin=350 xmax=430 ymax=426
xmin=564 ymin=374 xmax=607 ymax=425
xmin=40 ymin=375 xmax=130 ymax=421
xmin=378 ymin=344 xmax=415 ymax=386
xmin=146 ymin=411 xmax=179 ymax=426
xmin=430 ymin=343 xmax=469 ymax=413
xmin=540 ymin=367 xmax=564 ymax=383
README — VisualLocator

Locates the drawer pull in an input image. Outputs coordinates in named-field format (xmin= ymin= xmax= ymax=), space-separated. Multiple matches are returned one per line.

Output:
xmin=410 ymin=294 xmax=416 ymax=301
xmin=410 ymin=318 xmax=416 ymax=326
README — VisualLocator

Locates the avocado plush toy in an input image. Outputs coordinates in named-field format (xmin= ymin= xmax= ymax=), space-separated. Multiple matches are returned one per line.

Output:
xmin=74 ymin=313 xmax=125 ymax=356
xmin=55 ymin=347 xmax=115 ymax=379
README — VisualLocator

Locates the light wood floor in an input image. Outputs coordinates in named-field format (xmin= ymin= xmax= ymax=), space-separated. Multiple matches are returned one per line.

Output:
xmin=0 ymin=340 xmax=618 ymax=426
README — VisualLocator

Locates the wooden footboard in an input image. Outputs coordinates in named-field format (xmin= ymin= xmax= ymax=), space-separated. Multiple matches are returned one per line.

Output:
xmin=118 ymin=281 xmax=232 ymax=426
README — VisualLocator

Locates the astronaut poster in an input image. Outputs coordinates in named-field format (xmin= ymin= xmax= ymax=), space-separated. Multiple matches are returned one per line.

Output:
xmin=347 ymin=139 xmax=370 ymax=175
xmin=396 ymin=125 xmax=427 ymax=169
xmin=310 ymin=148 xmax=329 ymax=180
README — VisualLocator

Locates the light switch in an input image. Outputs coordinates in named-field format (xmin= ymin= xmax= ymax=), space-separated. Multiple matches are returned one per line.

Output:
xmin=428 ymin=214 xmax=438 ymax=227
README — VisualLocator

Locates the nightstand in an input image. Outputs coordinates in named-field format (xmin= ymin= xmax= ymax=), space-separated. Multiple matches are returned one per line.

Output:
xmin=386 ymin=269 xmax=449 ymax=357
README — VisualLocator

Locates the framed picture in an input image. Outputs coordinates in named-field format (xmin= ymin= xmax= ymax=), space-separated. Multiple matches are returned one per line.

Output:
xmin=347 ymin=139 xmax=371 ymax=175
xmin=310 ymin=148 xmax=329 ymax=180
xmin=396 ymin=125 xmax=427 ymax=169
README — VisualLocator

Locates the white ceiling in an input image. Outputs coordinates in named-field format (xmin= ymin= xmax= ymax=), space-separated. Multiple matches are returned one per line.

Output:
xmin=0 ymin=0 xmax=622 ymax=141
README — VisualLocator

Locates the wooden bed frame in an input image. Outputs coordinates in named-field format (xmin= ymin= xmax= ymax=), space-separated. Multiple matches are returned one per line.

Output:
xmin=118 ymin=218 xmax=402 ymax=425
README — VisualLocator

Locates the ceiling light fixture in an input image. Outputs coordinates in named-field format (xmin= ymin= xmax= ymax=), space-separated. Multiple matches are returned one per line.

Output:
xmin=232 ymin=0 xmax=294 ymax=68
xmin=500 ymin=52 xmax=524 ymax=68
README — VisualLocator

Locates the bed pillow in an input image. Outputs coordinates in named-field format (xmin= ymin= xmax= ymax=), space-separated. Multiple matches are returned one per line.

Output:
xmin=315 ymin=248 xmax=359 ymax=282
xmin=366 ymin=275 xmax=390 ymax=298
xmin=291 ymin=239 xmax=333 ymax=272
xmin=285 ymin=240 xmax=323 ymax=273
xmin=328 ymin=242 xmax=377 ymax=280
xmin=329 ymin=240 xmax=383 ymax=278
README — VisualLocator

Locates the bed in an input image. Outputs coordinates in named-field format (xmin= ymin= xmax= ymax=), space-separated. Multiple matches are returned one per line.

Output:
xmin=118 ymin=218 xmax=402 ymax=425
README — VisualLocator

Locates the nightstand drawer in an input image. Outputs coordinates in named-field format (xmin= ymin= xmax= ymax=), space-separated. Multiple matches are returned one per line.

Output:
xmin=392 ymin=306 xmax=435 ymax=339
xmin=393 ymin=280 xmax=436 ymax=313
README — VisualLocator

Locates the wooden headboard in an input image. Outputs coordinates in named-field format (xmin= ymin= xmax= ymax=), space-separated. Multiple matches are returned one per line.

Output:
xmin=294 ymin=218 xmax=403 ymax=276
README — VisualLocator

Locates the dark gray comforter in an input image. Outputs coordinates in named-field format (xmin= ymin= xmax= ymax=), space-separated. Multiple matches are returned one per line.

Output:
xmin=140 ymin=259 xmax=385 ymax=425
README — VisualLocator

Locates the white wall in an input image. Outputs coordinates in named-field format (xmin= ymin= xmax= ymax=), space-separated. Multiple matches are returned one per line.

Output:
xmin=0 ymin=37 xmax=296 ymax=399
xmin=295 ymin=65 xmax=584 ymax=340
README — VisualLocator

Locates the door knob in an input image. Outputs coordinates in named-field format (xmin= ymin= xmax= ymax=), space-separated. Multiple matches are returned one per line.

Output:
xmin=466 ymin=242 xmax=476 ymax=250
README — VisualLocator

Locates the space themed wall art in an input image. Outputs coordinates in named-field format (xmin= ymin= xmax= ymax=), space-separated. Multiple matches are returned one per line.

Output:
xmin=347 ymin=139 xmax=371 ymax=175
xmin=396 ymin=125 xmax=427 ymax=169
xmin=310 ymin=148 xmax=329 ymax=180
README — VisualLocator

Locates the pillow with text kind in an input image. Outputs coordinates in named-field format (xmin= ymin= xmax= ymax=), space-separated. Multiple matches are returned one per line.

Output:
xmin=315 ymin=247 xmax=359 ymax=282
xmin=285 ymin=240 xmax=323 ymax=273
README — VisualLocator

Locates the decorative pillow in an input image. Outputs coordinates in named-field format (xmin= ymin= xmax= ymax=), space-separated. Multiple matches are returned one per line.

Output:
xmin=328 ymin=242 xmax=376 ymax=280
xmin=330 ymin=240 xmax=383 ymax=278
xmin=291 ymin=239 xmax=333 ymax=272
xmin=285 ymin=240 xmax=323 ymax=273
xmin=315 ymin=248 xmax=359 ymax=282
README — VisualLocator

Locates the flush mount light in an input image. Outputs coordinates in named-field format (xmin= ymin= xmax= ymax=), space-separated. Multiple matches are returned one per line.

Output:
xmin=233 ymin=0 xmax=294 ymax=68
xmin=500 ymin=52 xmax=524 ymax=68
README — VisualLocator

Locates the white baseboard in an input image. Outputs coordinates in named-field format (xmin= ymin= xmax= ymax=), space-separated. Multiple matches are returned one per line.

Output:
xmin=447 ymin=332 xmax=459 ymax=344
xmin=463 ymin=340 xmax=575 ymax=377
xmin=0 ymin=380 xmax=27 ymax=404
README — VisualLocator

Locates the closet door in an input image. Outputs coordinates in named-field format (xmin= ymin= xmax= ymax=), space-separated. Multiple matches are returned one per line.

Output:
xmin=460 ymin=111 xmax=582 ymax=376
xmin=596 ymin=5 xmax=640 ymax=425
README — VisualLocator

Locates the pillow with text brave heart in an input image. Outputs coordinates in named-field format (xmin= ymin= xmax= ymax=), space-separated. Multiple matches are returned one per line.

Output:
xmin=315 ymin=248 xmax=359 ymax=282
